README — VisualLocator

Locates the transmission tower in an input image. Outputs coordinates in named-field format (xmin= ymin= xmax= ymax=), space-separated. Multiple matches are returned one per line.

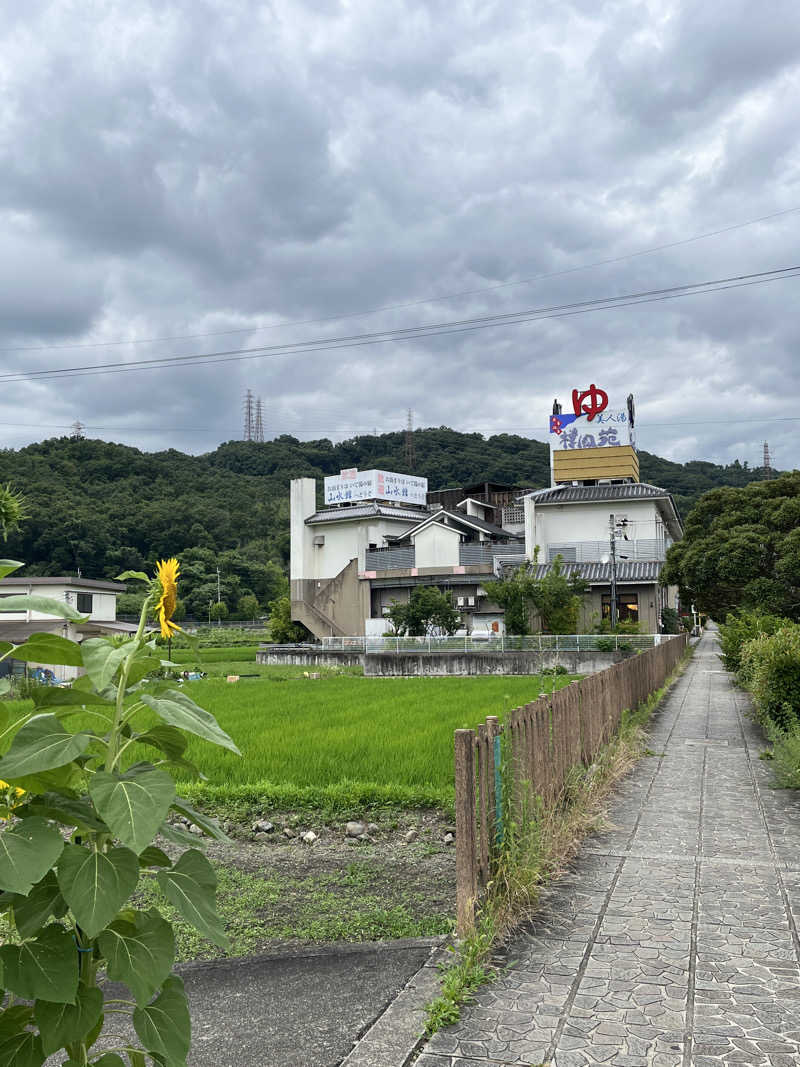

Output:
xmin=242 ymin=389 xmax=255 ymax=441
xmin=70 ymin=420 xmax=85 ymax=440
xmin=404 ymin=408 xmax=417 ymax=469
xmin=763 ymin=441 xmax=773 ymax=479
xmin=254 ymin=397 xmax=264 ymax=443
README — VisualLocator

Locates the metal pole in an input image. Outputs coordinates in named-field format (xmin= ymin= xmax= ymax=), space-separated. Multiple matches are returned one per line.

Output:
xmin=609 ymin=513 xmax=618 ymax=630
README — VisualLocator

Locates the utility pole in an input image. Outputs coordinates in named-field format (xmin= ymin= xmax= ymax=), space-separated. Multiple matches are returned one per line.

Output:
xmin=216 ymin=566 xmax=221 ymax=627
xmin=404 ymin=408 xmax=417 ymax=470
xmin=609 ymin=513 xmax=618 ymax=630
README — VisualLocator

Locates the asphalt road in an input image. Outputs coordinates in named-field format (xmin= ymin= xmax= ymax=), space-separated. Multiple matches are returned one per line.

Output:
xmin=181 ymin=939 xmax=436 ymax=1067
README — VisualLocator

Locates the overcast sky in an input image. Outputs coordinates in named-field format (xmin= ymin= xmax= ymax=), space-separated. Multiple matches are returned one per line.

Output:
xmin=1 ymin=0 xmax=799 ymax=471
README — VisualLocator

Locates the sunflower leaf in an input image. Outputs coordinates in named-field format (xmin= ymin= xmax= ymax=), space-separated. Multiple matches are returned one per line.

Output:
xmin=98 ymin=908 xmax=175 ymax=1007
xmin=57 ymin=844 xmax=140 ymax=939
xmin=132 ymin=975 xmax=190 ymax=1064
xmin=0 ymin=714 xmax=91 ymax=779
xmin=80 ymin=638 xmax=135 ymax=691
xmin=140 ymin=691 xmax=240 ymax=755
xmin=89 ymin=765 xmax=176 ymax=855
xmin=0 ymin=924 xmax=79 ymax=1003
xmin=0 ymin=816 xmax=65 ymax=895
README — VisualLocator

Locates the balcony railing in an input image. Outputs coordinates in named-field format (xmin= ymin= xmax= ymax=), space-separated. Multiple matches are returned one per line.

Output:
xmin=364 ymin=546 xmax=416 ymax=571
xmin=546 ymin=539 xmax=664 ymax=563
xmin=458 ymin=543 xmax=526 ymax=566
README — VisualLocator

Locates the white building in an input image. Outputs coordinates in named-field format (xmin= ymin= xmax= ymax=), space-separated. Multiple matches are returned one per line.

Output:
xmin=0 ymin=576 xmax=130 ymax=681
xmin=289 ymin=388 xmax=682 ymax=638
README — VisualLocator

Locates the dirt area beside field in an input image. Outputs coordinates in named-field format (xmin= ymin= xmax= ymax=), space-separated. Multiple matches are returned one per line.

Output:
xmin=154 ymin=809 xmax=457 ymax=958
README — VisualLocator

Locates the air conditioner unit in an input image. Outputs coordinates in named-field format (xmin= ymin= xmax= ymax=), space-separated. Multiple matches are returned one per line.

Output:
xmin=313 ymin=534 xmax=325 ymax=546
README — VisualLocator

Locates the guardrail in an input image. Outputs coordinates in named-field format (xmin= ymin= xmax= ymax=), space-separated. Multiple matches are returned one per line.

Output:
xmin=319 ymin=634 xmax=663 ymax=654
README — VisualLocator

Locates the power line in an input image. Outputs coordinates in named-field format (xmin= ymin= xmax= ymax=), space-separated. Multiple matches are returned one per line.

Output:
xmin=1 ymin=266 xmax=798 ymax=386
xmin=1 ymin=205 xmax=798 ymax=356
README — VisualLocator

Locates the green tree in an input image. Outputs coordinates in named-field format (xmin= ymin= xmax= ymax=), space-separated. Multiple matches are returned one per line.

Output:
xmin=267 ymin=595 xmax=310 ymax=642
xmin=238 ymin=593 xmax=261 ymax=621
xmin=662 ymin=472 xmax=800 ymax=620
xmin=387 ymin=586 xmax=461 ymax=636
xmin=209 ymin=600 xmax=228 ymax=622
xmin=485 ymin=555 xmax=587 ymax=634
xmin=0 ymin=483 xmax=27 ymax=540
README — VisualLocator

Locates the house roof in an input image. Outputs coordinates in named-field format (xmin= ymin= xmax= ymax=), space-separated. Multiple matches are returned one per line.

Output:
xmin=0 ymin=577 xmax=126 ymax=592
xmin=524 ymin=482 xmax=669 ymax=504
xmin=305 ymin=503 xmax=431 ymax=525
xmin=498 ymin=559 xmax=663 ymax=584
xmin=388 ymin=507 xmax=522 ymax=543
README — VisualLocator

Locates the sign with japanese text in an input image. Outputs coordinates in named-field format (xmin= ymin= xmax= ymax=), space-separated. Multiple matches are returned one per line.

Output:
xmin=324 ymin=469 xmax=428 ymax=506
xmin=548 ymin=384 xmax=635 ymax=450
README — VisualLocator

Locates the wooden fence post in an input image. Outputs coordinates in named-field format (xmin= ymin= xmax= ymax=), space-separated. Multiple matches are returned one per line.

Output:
xmin=455 ymin=728 xmax=478 ymax=935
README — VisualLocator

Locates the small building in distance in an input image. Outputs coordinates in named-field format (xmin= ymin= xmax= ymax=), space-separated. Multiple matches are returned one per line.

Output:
xmin=289 ymin=386 xmax=682 ymax=638
xmin=0 ymin=576 xmax=130 ymax=682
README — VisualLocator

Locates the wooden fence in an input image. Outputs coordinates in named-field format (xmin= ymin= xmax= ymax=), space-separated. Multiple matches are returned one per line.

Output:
xmin=454 ymin=634 xmax=688 ymax=933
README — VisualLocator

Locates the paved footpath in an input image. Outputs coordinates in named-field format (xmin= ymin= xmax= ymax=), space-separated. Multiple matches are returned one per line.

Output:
xmin=417 ymin=627 xmax=800 ymax=1067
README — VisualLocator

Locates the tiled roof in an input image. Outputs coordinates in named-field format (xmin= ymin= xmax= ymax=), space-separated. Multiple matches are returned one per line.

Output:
xmin=500 ymin=560 xmax=663 ymax=583
xmin=0 ymin=577 xmax=126 ymax=591
xmin=389 ymin=507 xmax=522 ymax=542
xmin=525 ymin=483 xmax=670 ymax=504
xmin=306 ymin=504 xmax=430 ymax=525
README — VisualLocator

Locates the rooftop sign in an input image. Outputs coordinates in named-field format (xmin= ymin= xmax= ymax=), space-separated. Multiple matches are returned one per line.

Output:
xmin=549 ymin=385 xmax=635 ymax=450
xmin=324 ymin=469 xmax=428 ymax=506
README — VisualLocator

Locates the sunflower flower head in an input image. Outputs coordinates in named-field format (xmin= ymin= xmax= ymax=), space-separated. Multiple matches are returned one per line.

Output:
xmin=0 ymin=778 xmax=25 ymax=821
xmin=155 ymin=557 xmax=182 ymax=639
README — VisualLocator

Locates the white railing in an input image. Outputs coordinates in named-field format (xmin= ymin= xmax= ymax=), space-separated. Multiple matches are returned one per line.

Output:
xmin=320 ymin=634 xmax=662 ymax=654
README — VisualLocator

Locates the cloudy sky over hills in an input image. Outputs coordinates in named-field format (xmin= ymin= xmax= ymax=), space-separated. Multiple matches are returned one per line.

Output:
xmin=1 ymin=0 xmax=799 ymax=468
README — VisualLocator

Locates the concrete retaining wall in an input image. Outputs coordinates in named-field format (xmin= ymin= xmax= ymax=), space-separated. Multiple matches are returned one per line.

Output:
xmin=257 ymin=646 xmax=636 ymax=675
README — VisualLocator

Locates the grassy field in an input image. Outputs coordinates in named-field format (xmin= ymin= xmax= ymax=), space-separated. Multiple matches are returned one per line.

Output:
xmin=6 ymin=665 xmax=576 ymax=814
xmin=172 ymin=668 xmax=575 ymax=813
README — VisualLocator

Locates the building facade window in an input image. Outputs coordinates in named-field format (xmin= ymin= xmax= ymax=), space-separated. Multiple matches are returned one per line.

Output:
xmin=601 ymin=592 xmax=639 ymax=623
xmin=76 ymin=593 xmax=93 ymax=614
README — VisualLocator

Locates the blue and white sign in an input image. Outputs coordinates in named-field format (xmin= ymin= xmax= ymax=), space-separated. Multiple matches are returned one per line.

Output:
xmin=324 ymin=469 xmax=428 ymax=505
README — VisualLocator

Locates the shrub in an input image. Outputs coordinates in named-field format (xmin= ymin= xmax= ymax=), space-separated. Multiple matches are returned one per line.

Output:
xmin=718 ymin=609 xmax=790 ymax=674
xmin=741 ymin=625 xmax=800 ymax=733
xmin=660 ymin=607 xmax=682 ymax=634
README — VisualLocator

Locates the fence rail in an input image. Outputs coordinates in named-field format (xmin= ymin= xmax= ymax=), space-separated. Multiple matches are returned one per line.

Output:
xmin=453 ymin=633 xmax=688 ymax=933
xmin=320 ymin=634 xmax=663 ymax=654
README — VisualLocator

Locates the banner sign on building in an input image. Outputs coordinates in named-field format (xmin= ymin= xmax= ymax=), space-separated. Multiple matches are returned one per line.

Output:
xmin=548 ymin=384 xmax=635 ymax=450
xmin=324 ymin=469 xmax=428 ymax=506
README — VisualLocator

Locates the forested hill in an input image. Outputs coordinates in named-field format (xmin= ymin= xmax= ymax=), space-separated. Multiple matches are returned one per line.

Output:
xmin=0 ymin=431 xmax=775 ymax=617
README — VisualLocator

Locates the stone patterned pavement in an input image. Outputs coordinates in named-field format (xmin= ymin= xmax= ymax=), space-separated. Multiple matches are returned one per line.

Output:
xmin=416 ymin=627 xmax=800 ymax=1067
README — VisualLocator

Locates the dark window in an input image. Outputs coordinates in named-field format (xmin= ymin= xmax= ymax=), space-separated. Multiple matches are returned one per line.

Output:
xmin=76 ymin=593 xmax=93 ymax=614
xmin=601 ymin=593 xmax=638 ymax=622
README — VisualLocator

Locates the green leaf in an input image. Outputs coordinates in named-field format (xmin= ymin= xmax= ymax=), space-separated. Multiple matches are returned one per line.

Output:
xmin=24 ymin=793 xmax=108 ymax=832
xmin=9 ymin=761 xmax=83 ymax=796
xmin=0 ymin=924 xmax=78 ymax=1003
xmin=93 ymin=1056 xmax=126 ymax=1067
xmin=32 ymin=686 xmax=114 ymax=709
xmin=156 ymin=849 xmax=228 ymax=948
xmin=170 ymin=800 xmax=231 ymax=843
xmin=0 ymin=594 xmax=87 ymax=621
xmin=98 ymin=908 xmax=175 ymax=1008
xmin=0 ymin=1029 xmax=45 ymax=1067
xmin=126 ymin=656 xmax=165 ymax=687
xmin=80 ymin=639 xmax=134 ymax=691
xmin=89 ymin=766 xmax=176 ymax=855
xmin=0 ymin=1003 xmax=33 ymax=1038
xmin=0 ymin=714 xmax=91 ymax=779
xmin=140 ymin=691 xmax=240 ymax=755
xmin=57 ymin=844 xmax=139 ymax=939
xmin=115 ymin=570 xmax=150 ymax=584
xmin=12 ymin=633 xmax=84 ymax=668
xmin=138 ymin=846 xmax=172 ymax=868
xmin=0 ymin=678 xmax=11 ymax=697
xmin=35 ymin=985 xmax=104 ymax=1056
xmin=0 ymin=817 xmax=65 ymax=895
xmin=136 ymin=725 xmax=187 ymax=761
xmin=0 ymin=560 xmax=23 ymax=580
xmin=127 ymin=1050 xmax=147 ymax=1067
xmin=12 ymin=870 xmax=67 ymax=939
xmin=132 ymin=975 xmax=190 ymax=1064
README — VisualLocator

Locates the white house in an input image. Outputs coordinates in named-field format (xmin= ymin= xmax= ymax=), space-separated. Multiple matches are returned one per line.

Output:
xmin=0 ymin=576 xmax=130 ymax=682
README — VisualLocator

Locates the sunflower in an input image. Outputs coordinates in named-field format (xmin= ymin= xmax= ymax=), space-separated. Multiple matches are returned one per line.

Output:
xmin=155 ymin=557 xmax=183 ymax=639
xmin=0 ymin=779 xmax=25 ymax=821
